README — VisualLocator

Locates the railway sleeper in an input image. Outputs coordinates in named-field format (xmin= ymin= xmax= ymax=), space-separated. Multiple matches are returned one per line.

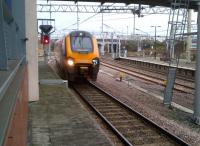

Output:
xmin=101 ymin=111 xmax=128 ymax=117
xmin=86 ymin=99 xmax=113 ymax=103
xmin=94 ymin=105 xmax=119 ymax=109
xmin=98 ymin=108 xmax=124 ymax=112
xmin=89 ymin=103 xmax=116 ymax=107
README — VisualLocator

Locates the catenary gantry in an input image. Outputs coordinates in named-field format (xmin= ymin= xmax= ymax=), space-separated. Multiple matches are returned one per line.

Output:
xmin=37 ymin=4 xmax=185 ymax=15
xmin=47 ymin=0 xmax=198 ymax=10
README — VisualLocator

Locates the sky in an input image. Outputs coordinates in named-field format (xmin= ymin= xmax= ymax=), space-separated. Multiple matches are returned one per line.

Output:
xmin=37 ymin=0 xmax=198 ymax=39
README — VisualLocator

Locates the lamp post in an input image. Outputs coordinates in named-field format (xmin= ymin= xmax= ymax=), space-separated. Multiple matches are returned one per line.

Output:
xmin=127 ymin=26 xmax=129 ymax=40
xmin=151 ymin=26 xmax=161 ymax=60
xmin=77 ymin=2 xmax=79 ymax=30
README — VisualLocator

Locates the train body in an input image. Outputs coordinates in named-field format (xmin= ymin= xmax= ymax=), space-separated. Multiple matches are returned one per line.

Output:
xmin=54 ymin=31 xmax=100 ymax=81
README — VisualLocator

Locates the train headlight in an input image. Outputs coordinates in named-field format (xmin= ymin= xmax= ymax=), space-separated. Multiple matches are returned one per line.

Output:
xmin=92 ymin=58 xmax=99 ymax=65
xmin=67 ymin=58 xmax=74 ymax=66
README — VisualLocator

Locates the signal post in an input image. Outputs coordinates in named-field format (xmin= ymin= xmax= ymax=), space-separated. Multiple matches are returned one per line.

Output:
xmin=39 ymin=24 xmax=53 ymax=62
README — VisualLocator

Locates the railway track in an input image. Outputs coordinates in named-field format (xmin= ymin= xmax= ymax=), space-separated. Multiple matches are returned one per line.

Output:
xmin=71 ymin=81 xmax=189 ymax=146
xmin=117 ymin=58 xmax=194 ymax=82
xmin=100 ymin=59 xmax=194 ymax=94
xmin=101 ymin=55 xmax=195 ymax=80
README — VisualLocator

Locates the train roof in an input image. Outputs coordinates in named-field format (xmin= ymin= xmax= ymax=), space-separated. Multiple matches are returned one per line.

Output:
xmin=69 ymin=31 xmax=93 ymax=38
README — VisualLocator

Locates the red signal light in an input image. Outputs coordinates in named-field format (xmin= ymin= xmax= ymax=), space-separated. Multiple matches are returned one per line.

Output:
xmin=41 ymin=35 xmax=50 ymax=44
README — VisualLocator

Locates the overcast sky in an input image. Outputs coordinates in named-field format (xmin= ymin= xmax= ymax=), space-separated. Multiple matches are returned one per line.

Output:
xmin=37 ymin=1 xmax=198 ymax=38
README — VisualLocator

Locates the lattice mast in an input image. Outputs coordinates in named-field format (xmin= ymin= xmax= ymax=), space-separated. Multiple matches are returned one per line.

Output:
xmin=164 ymin=0 xmax=190 ymax=104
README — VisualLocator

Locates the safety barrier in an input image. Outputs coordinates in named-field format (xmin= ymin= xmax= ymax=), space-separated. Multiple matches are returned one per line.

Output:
xmin=0 ymin=0 xmax=27 ymax=145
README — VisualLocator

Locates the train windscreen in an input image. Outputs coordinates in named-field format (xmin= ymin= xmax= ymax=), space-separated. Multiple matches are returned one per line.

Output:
xmin=71 ymin=36 xmax=93 ymax=53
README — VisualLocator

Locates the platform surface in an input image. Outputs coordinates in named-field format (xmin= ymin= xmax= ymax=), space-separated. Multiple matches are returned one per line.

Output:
xmin=123 ymin=56 xmax=195 ymax=69
xmin=28 ymin=61 xmax=112 ymax=146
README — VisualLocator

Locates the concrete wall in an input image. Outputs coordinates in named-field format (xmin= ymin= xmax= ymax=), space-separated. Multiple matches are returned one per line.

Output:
xmin=25 ymin=0 xmax=39 ymax=101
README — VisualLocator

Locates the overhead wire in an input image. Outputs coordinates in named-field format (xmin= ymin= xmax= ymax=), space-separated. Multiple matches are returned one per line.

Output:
xmin=57 ymin=3 xmax=115 ymax=32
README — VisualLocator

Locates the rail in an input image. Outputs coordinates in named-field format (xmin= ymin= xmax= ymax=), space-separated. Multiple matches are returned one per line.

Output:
xmin=71 ymin=81 xmax=189 ymax=146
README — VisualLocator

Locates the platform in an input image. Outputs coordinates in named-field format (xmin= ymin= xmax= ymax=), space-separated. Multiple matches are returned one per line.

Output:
xmin=122 ymin=56 xmax=195 ymax=70
xmin=28 ymin=61 xmax=112 ymax=146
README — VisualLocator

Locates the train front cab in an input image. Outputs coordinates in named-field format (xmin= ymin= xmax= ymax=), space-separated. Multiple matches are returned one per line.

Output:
xmin=64 ymin=31 xmax=100 ymax=81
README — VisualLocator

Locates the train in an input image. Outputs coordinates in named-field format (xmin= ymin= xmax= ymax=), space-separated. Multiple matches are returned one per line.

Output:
xmin=54 ymin=31 xmax=100 ymax=81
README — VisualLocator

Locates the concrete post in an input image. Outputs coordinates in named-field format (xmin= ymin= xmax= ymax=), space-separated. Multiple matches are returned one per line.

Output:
xmin=25 ymin=0 xmax=39 ymax=101
xmin=102 ymin=36 xmax=105 ymax=55
xmin=186 ymin=9 xmax=192 ymax=62
xmin=118 ymin=36 xmax=121 ymax=58
xmin=133 ymin=14 xmax=135 ymax=36
xmin=111 ymin=33 xmax=113 ymax=53
xmin=193 ymin=2 xmax=200 ymax=125
xmin=154 ymin=26 xmax=157 ymax=59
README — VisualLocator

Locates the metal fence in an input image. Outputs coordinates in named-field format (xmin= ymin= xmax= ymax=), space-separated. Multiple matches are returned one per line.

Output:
xmin=0 ymin=0 xmax=26 ymax=145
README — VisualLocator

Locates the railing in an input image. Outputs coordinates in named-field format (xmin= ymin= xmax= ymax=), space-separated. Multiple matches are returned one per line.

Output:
xmin=0 ymin=57 xmax=26 ymax=146
xmin=0 ymin=0 xmax=26 ymax=145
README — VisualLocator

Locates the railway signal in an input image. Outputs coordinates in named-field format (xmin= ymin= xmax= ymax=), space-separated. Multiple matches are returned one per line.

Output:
xmin=41 ymin=34 xmax=50 ymax=45
xmin=39 ymin=24 xmax=53 ymax=45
